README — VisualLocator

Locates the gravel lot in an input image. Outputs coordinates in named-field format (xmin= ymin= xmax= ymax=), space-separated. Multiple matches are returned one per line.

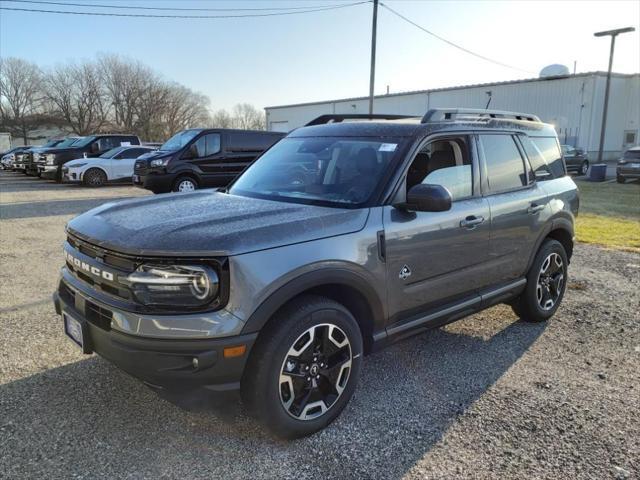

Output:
xmin=1 ymin=170 xmax=639 ymax=479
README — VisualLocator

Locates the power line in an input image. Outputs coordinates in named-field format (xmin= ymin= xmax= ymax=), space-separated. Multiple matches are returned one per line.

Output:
xmin=0 ymin=1 xmax=370 ymax=18
xmin=4 ymin=0 xmax=361 ymax=12
xmin=379 ymin=2 xmax=535 ymax=74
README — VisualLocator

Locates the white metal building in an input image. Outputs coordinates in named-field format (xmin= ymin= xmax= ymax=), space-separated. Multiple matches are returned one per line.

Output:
xmin=265 ymin=71 xmax=640 ymax=160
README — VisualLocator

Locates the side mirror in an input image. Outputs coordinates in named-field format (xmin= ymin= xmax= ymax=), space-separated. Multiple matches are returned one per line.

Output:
xmin=401 ymin=184 xmax=452 ymax=212
xmin=185 ymin=144 xmax=199 ymax=159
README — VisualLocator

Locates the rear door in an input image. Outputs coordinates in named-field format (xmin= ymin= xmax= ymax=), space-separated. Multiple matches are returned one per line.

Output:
xmin=383 ymin=134 xmax=491 ymax=322
xmin=478 ymin=133 xmax=549 ymax=283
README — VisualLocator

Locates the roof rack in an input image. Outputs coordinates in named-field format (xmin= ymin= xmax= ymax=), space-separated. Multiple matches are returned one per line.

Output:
xmin=305 ymin=114 xmax=416 ymax=126
xmin=421 ymin=108 xmax=541 ymax=123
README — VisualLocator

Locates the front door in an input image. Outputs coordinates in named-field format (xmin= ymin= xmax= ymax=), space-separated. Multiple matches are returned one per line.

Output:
xmin=186 ymin=133 xmax=224 ymax=185
xmin=383 ymin=135 xmax=491 ymax=323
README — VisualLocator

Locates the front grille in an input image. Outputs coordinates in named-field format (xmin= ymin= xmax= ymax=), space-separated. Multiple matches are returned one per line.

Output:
xmin=85 ymin=300 xmax=112 ymax=331
xmin=134 ymin=160 xmax=149 ymax=175
xmin=68 ymin=234 xmax=137 ymax=271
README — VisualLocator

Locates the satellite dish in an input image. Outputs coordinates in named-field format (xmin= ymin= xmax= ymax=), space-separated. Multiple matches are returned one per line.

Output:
xmin=539 ymin=64 xmax=571 ymax=78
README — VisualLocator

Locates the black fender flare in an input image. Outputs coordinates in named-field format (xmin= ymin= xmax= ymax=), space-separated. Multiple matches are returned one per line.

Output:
xmin=240 ymin=268 xmax=386 ymax=341
xmin=526 ymin=217 xmax=574 ymax=271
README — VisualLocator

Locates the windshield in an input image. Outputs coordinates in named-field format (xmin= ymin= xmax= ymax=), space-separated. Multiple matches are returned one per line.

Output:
xmin=623 ymin=149 xmax=640 ymax=159
xmin=54 ymin=137 xmax=81 ymax=148
xmin=160 ymin=129 xmax=202 ymax=152
xmin=72 ymin=136 xmax=97 ymax=148
xmin=42 ymin=139 xmax=62 ymax=148
xmin=229 ymin=136 xmax=404 ymax=207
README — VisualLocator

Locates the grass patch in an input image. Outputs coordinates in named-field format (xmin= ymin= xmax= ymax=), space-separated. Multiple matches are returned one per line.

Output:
xmin=574 ymin=179 xmax=640 ymax=251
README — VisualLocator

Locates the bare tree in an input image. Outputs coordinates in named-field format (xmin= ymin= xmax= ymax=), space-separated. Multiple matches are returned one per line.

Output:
xmin=210 ymin=108 xmax=233 ymax=128
xmin=0 ymin=57 xmax=46 ymax=144
xmin=231 ymin=103 xmax=265 ymax=130
xmin=46 ymin=61 xmax=108 ymax=135
xmin=159 ymin=82 xmax=211 ymax=139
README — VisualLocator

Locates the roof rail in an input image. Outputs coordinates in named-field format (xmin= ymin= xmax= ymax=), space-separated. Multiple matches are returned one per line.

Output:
xmin=421 ymin=108 xmax=541 ymax=123
xmin=305 ymin=114 xmax=416 ymax=126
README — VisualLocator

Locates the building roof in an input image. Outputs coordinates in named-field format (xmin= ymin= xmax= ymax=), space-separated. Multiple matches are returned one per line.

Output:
xmin=265 ymin=71 xmax=639 ymax=111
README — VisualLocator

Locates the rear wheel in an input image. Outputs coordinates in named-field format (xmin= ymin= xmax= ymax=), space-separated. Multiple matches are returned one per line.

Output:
xmin=242 ymin=295 xmax=363 ymax=439
xmin=173 ymin=176 xmax=198 ymax=193
xmin=579 ymin=160 xmax=589 ymax=176
xmin=83 ymin=168 xmax=107 ymax=187
xmin=512 ymin=239 xmax=568 ymax=322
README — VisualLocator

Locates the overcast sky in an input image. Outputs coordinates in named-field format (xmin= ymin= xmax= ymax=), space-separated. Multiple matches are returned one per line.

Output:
xmin=1 ymin=0 xmax=638 ymax=111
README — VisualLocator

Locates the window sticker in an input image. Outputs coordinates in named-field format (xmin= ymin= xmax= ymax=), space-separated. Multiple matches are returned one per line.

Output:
xmin=379 ymin=143 xmax=397 ymax=152
xmin=120 ymin=142 xmax=131 ymax=147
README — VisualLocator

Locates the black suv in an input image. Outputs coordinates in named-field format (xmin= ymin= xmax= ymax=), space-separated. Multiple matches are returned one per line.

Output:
xmin=39 ymin=134 xmax=140 ymax=182
xmin=561 ymin=145 xmax=589 ymax=176
xmin=132 ymin=128 xmax=285 ymax=193
xmin=54 ymin=109 xmax=578 ymax=438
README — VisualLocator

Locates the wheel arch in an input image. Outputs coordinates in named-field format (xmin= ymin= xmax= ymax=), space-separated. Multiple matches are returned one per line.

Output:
xmin=241 ymin=269 xmax=386 ymax=354
xmin=527 ymin=218 xmax=574 ymax=271
xmin=82 ymin=166 xmax=109 ymax=181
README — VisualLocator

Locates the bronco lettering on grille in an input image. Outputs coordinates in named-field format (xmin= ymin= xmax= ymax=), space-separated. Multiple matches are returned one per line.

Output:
xmin=65 ymin=250 xmax=115 ymax=281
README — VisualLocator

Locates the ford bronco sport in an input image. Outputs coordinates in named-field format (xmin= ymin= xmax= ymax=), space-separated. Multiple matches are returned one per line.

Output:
xmin=53 ymin=109 xmax=578 ymax=438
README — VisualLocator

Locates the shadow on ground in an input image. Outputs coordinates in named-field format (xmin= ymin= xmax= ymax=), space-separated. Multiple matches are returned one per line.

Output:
xmin=0 ymin=196 xmax=137 ymax=220
xmin=1 ymin=316 xmax=546 ymax=479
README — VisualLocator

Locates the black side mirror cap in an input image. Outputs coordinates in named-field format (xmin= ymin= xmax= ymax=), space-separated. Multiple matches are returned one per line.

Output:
xmin=397 ymin=184 xmax=452 ymax=212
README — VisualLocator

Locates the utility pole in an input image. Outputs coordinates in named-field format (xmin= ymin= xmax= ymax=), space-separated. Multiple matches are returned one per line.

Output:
xmin=593 ymin=27 xmax=635 ymax=162
xmin=368 ymin=0 xmax=379 ymax=115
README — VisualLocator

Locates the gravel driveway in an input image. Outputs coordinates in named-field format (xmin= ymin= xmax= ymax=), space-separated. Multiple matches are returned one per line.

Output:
xmin=1 ymin=171 xmax=638 ymax=479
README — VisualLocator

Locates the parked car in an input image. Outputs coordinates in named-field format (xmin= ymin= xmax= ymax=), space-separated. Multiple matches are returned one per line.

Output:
xmin=39 ymin=134 xmax=140 ymax=182
xmin=1 ymin=146 xmax=26 ymax=170
xmin=24 ymin=138 xmax=69 ymax=176
xmin=62 ymin=145 xmax=157 ymax=187
xmin=616 ymin=146 xmax=640 ymax=183
xmin=53 ymin=109 xmax=578 ymax=439
xmin=132 ymin=128 xmax=284 ymax=193
xmin=561 ymin=144 xmax=589 ymax=175
xmin=9 ymin=147 xmax=32 ymax=172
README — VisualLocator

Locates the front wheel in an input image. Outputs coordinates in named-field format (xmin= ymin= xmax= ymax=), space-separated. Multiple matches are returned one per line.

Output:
xmin=242 ymin=295 xmax=363 ymax=439
xmin=172 ymin=176 xmax=198 ymax=193
xmin=512 ymin=239 xmax=568 ymax=322
xmin=83 ymin=168 xmax=107 ymax=187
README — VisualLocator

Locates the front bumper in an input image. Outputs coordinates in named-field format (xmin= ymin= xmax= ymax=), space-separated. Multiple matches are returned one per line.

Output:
xmin=53 ymin=285 xmax=257 ymax=391
xmin=62 ymin=167 xmax=82 ymax=182
xmin=617 ymin=165 xmax=640 ymax=179
xmin=133 ymin=171 xmax=176 ymax=193
xmin=39 ymin=165 xmax=59 ymax=179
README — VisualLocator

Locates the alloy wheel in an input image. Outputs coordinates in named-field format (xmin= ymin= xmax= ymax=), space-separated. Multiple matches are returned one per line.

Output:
xmin=279 ymin=323 xmax=352 ymax=421
xmin=536 ymin=252 xmax=564 ymax=311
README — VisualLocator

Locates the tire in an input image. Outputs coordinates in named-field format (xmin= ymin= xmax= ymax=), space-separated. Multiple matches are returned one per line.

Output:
xmin=617 ymin=175 xmax=625 ymax=184
xmin=579 ymin=161 xmax=589 ymax=176
xmin=172 ymin=176 xmax=198 ymax=193
xmin=83 ymin=168 xmax=107 ymax=187
xmin=241 ymin=295 xmax=363 ymax=439
xmin=512 ymin=239 xmax=568 ymax=322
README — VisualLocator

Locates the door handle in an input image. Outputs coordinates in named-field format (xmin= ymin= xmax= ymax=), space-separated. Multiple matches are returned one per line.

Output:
xmin=527 ymin=203 xmax=545 ymax=214
xmin=460 ymin=215 xmax=485 ymax=229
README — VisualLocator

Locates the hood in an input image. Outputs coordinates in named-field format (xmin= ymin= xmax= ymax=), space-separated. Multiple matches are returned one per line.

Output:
xmin=39 ymin=147 xmax=78 ymax=155
xmin=137 ymin=150 xmax=172 ymax=161
xmin=67 ymin=192 xmax=369 ymax=257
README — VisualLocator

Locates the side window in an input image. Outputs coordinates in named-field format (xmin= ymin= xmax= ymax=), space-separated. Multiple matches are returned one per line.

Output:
xmin=99 ymin=137 xmax=120 ymax=151
xmin=190 ymin=134 xmax=220 ymax=158
xmin=479 ymin=134 xmax=528 ymax=193
xmin=532 ymin=137 xmax=565 ymax=178
xmin=406 ymin=137 xmax=472 ymax=201
xmin=520 ymin=136 xmax=552 ymax=180
xmin=120 ymin=148 xmax=144 ymax=159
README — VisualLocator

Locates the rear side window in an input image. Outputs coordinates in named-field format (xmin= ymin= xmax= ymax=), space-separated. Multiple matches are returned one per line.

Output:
xmin=532 ymin=137 xmax=565 ymax=178
xmin=624 ymin=149 xmax=640 ymax=160
xmin=520 ymin=136 xmax=552 ymax=180
xmin=479 ymin=134 xmax=528 ymax=193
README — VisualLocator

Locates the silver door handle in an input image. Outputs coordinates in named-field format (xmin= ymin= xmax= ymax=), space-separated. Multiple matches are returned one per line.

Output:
xmin=460 ymin=216 xmax=485 ymax=229
xmin=527 ymin=203 xmax=545 ymax=214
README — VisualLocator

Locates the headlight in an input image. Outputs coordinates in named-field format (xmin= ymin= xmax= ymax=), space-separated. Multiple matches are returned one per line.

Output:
xmin=46 ymin=153 xmax=56 ymax=165
xmin=124 ymin=264 xmax=219 ymax=308
xmin=67 ymin=163 xmax=87 ymax=168
xmin=150 ymin=158 xmax=169 ymax=167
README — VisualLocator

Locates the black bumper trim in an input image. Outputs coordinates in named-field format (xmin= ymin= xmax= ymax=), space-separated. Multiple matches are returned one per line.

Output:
xmin=53 ymin=291 xmax=257 ymax=391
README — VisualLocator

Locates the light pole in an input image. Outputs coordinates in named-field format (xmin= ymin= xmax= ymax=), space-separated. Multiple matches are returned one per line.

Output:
xmin=593 ymin=27 xmax=635 ymax=163
xmin=368 ymin=0 xmax=378 ymax=115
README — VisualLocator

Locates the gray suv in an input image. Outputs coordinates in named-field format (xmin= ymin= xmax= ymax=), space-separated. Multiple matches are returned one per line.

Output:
xmin=53 ymin=108 xmax=578 ymax=438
